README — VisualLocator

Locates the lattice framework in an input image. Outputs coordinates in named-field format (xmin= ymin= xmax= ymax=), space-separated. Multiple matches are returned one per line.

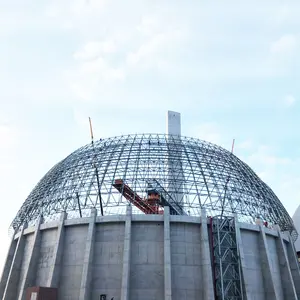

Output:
xmin=11 ymin=134 xmax=296 ymax=239
xmin=212 ymin=216 xmax=243 ymax=300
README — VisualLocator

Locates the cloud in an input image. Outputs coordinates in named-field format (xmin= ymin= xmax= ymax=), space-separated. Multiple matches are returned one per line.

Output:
xmin=66 ymin=13 xmax=300 ymax=104
xmin=245 ymin=145 xmax=291 ymax=168
xmin=188 ymin=122 xmax=231 ymax=149
xmin=74 ymin=40 xmax=116 ymax=60
xmin=236 ymin=139 xmax=254 ymax=151
xmin=0 ymin=125 xmax=18 ymax=150
xmin=270 ymin=34 xmax=297 ymax=55
xmin=284 ymin=94 xmax=296 ymax=107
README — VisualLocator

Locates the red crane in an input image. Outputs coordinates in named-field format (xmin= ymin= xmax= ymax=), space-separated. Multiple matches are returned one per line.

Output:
xmin=113 ymin=179 xmax=163 ymax=214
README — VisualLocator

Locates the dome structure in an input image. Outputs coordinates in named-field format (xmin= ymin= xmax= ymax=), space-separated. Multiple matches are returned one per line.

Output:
xmin=12 ymin=133 xmax=296 ymax=238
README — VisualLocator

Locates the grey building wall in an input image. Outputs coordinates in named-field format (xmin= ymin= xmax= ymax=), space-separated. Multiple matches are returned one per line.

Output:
xmin=92 ymin=223 xmax=125 ymax=300
xmin=59 ymin=225 xmax=88 ymax=300
xmin=36 ymin=228 xmax=58 ymax=287
xmin=130 ymin=222 xmax=164 ymax=300
xmin=1 ymin=210 xmax=300 ymax=300
xmin=170 ymin=223 xmax=202 ymax=300
xmin=240 ymin=230 xmax=265 ymax=298
xmin=16 ymin=233 xmax=34 ymax=297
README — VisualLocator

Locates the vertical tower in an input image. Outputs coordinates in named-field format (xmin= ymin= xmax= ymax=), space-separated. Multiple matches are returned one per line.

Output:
xmin=166 ymin=111 xmax=181 ymax=137
xmin=166 ymin=111 xmax=184 ymax=214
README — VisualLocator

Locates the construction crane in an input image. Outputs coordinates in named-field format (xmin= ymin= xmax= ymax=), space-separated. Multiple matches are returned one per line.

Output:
xmin=113 ymin=179 xmax=187 ymax=215
xmin=113 ymin=179 xmax=163 ymax=214
xmin=146 ymin=179 xmax=187 ymax=215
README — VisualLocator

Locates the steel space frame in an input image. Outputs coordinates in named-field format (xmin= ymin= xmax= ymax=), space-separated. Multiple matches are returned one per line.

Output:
xmin=212 ymin=216 xmax=243 ymax=300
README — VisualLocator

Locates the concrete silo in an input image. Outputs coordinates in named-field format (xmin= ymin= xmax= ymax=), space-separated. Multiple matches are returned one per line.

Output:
xmin=1 ymin=112 xmax=300 ymax=300
xmin=292 ymin=205 xmax=300 ymax=262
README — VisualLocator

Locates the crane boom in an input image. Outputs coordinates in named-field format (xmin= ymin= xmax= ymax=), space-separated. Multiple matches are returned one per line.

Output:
xmin=113 ymin=179 xmax=163 ymax=214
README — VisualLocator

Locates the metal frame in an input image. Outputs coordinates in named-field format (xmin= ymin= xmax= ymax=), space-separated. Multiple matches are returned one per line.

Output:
xmin=212 ymin=216 xmax=243 ymax=300
xmin=10 ymin=133 xmax=297 ymax=240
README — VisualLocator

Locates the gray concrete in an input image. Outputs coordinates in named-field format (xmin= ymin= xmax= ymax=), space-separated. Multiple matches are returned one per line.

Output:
xmin=292 ymin=205 xmax=300 ymax=252
xmin=166 ymin=111 xmax=184 ymax=212
xmin=170 ymin=221 xmax=202 ymax=299
xmin=79 ymin=209 xmax=97 ymax=300
xmin=120 ymin=206 xmax=132 ymax=300
xmin=200 ymin=209 xmax=214 ymax=300
xmin=59 ymin=224 xmax=88 ymax=300
xmin=92 ymin=222 xmax=125 ymax=300
xmin=130 ymin=221 xmax=164 ymax=300
xmin=0 ymin=230 xmax=17 ymax=299
xmin=3 ymin=223 xmax=27 ymax=300
xmin=234 ymin=216 xmax=253 ymax=300
xmin=275 ymin=226 xmax=298 ymax=299
xmin=36 ymin=227 xmax=59 ymax=286
xmin=164 ymin=207 xmax=172 ymax=300
xmin=17 ymin=216 xmax=43 ymax=300
xmin=47 ymin=212 xmax=67 ymax=288
xmin=259 ymin=224 xmax=280 ymax=300
xmin=288 ymin=234 xmax=300 ymax=298
xmin=2 ymin=215 xmax=300 ymax=300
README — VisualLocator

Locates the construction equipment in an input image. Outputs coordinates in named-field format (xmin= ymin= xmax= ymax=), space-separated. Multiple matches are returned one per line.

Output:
xmin=146 ymin=179 xmax=186 ymax=215
xmin=113 ymin=179 xmax=186 ymax=215
xmin=113 ymin=179 xmax=163 ymax=214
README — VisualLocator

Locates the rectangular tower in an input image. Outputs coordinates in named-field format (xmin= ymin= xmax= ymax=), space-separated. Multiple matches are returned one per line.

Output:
xmin=166 ymin=111 xmax=184 ymax=214
xmin=166 ymin=111 xmax=181 ymax=136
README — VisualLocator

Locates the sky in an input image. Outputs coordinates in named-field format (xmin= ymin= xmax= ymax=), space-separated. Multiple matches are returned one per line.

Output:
xmin=0 ymin=0 xmax=300 ymax=272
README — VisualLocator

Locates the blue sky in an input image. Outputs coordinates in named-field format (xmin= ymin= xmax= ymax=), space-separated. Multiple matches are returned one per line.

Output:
xmin=0 ymin=0 xmax=299 ymax=271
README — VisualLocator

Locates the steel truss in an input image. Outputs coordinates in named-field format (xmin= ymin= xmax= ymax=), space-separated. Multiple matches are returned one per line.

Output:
xmin=212 ymin=216 xmax=243 ymax=300
xmin=10 ymin=134 xmax=297 ymax=240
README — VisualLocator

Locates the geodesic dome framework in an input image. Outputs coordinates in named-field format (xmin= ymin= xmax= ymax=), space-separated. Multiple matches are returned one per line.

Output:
xmin=11 ymin=133 xmax=297 ymax=239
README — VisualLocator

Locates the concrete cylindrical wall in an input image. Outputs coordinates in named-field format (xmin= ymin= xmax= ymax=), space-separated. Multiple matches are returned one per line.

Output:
xmin=1 ymin=207 xmax=300 ymax=300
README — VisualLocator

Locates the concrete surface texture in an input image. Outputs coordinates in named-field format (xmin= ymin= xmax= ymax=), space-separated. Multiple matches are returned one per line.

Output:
xmin=293 ymin=205 xmax=300 ymax=252
xmin=1 ymin=207 xmax=300 ymax=300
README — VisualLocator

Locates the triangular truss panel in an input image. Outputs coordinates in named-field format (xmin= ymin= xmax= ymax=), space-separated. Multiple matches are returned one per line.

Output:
xmin=10 ymin=134 xmax=297 ymax=240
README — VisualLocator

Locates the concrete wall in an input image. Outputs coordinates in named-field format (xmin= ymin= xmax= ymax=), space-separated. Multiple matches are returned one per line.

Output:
xmin=17 ymin=233 xmax=35 ymax=297
xmin=36 ymin=228 xmax=57 ymax=287
xmin=170 ymin=223 xmax=202 ymax=299
xmin=92 ymin=223 xmax=125 ymax=300
xmin=130 ymin=222 xmax=164 ymax=300
xmin=59 ymin=225 xmax=88 ymax=300
xmin=1 ymin=211 xmax=300 ymax=300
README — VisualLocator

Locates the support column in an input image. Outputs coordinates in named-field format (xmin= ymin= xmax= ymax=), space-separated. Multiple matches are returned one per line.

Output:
xmin=120 ymin=205 xmax=132 ymax=300
xmin=234 ymin=217 xmax=253 ymax=300
xmin=0 ymin=229 xmax=17 ymax=299
xmin=79 ymin=209 xmax=97 ymax=300
xmin=275 ymin=226 xmax=298 ymax=299
xmin=164 ymin=206 xmax=172 ymax=300
xmin=200 ymin=209 xmax=215 ymax=300
xmin=47 ymin=212 xmax=67 ymax=288
xmin=287 ymin=234 xmax=300 ymax=297
xmin=259 ymin=225 xmax=280 ymax=300
xmin=18 ymin=216 xmax=43 ymax=300
xmin=3 ymin=223 xmax=27 ymax=300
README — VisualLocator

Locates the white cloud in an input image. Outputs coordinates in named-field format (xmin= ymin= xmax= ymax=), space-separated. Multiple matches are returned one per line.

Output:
xmin=66 ymin=55 xmax=125 ymax=101
xmin=137 ymin=15 xmax=161 ymax=36
xmin=270 ymin=34 xmax=297 ymax=54
xmin=51 ymin=1 xmax=300 ymax=104
xmin=0 ymin=125 xmax=18 ymax=150
xmin=245 ymin=145 xmax=291 ymax=168
xmin=188 ymin=122 xmax=225 ymax=147
xmin=284 ymin=94 xmax=296 ymax=107
xmin=74 ymin=40 xmax=116 ymax=60
xmin=236 ymin=139 xmax=254 ymax=151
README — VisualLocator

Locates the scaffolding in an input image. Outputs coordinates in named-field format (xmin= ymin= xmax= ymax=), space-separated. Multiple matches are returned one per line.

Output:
xmin=212 ymin=216 xmax=243 ymax=300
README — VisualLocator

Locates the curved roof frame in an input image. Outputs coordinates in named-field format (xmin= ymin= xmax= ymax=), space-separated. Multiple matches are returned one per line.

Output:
xmin=11 ymin=134 xmax=297 ymax=239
